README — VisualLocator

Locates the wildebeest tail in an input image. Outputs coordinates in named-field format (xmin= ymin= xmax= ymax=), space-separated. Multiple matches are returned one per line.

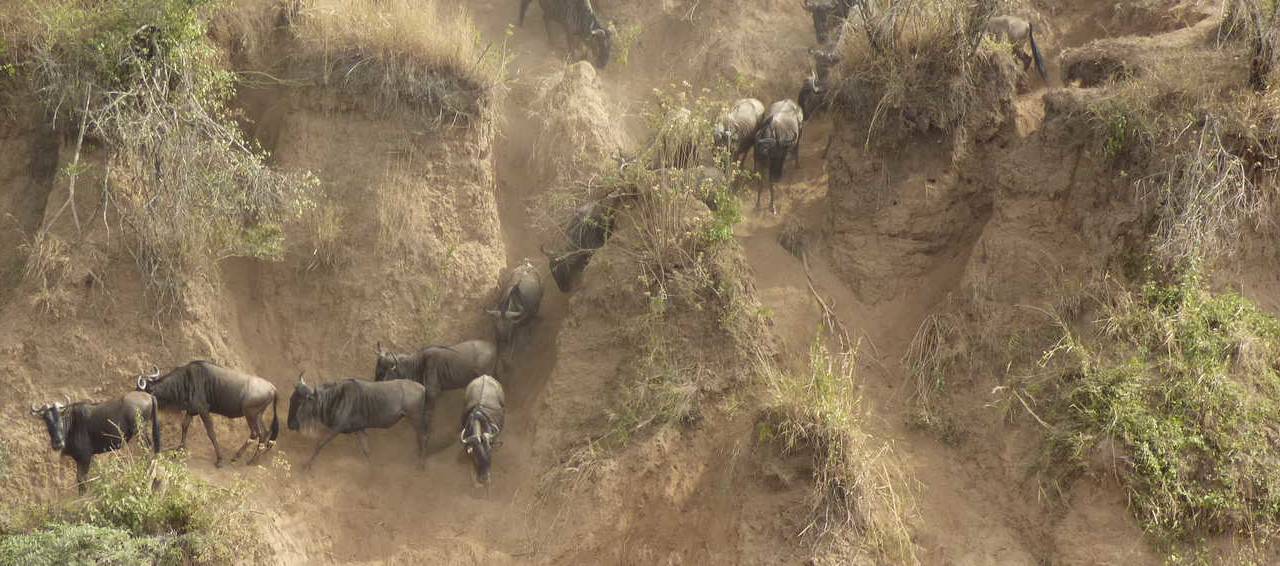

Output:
xmin=769 ymin=150 xmax=786 ymax=183
xmin=150 ymin=397 xmax=161 ymax=454
xmin=1028 ymin=22 xmax=1047 ymax=81
xmin=269 ymin=392 xmax=280 ymax=442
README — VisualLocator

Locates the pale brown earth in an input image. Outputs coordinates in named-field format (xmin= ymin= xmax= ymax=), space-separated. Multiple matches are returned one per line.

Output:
xmin=2 ymin=0 xmax=1267 ymax=564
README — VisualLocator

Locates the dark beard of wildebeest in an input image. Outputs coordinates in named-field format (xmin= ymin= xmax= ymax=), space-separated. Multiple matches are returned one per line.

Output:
xmin=517 ymin=0 xmax=613 ymax=69
xmin=541 ymin=201 xmax=614 ymax=292
xmin=753 ymin=100 xmax=805 ymax=215
xmin=287 ymin=376 xmax=430 ymax=470
xmin=30 ymin=392 xmax=160 ymax=493
xmin=136 ymin=361 xmax=280 ymax=468
xmin=487 ymin=261 xmax=544 ymax=374
xmin=373 ymin=339 xmax=497 ymax=449
xmin=460 ymin=375 xmax=505 ymax=485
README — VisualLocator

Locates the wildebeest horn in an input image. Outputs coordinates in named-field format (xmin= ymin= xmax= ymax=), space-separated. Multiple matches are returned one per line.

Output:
xmin=62 ymin=394 xmax=71 ymax=406
xmin=298 ymin=371 xmax=307 ymax=386
xmin=540 ymin=244 xmax=555 ymax=258
xmin=137 ymin=376 xmax=146 ymax=390
xmin=148 ymin=366 xmax=161 ymax=379
xmin=485 ymin=309 xmax=501 ymax=317
xmin=459 ymin=428 xmax=467 ymax=445
xmin=592 ymin=28 xmax=605 ymax=37
xmin=376 ymin=341 xmax=385 ymax=356
xmin=30 ymin=403 xmax=40 ymax=415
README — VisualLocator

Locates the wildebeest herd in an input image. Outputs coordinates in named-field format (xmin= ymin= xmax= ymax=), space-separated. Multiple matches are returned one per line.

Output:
xmin=26 ymin=1 xmax=1049 ymax=493
xmin=29 ymin=259 xmax=545 ymax=490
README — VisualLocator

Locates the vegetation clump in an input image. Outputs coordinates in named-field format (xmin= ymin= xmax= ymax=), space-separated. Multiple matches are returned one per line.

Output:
xmin=835 ymin=0 xmax=1015 ymax=151
xmin=0 ymin=450 xmax=265 ymax=564
xmin=1036 ymin=272 xmax=1280 ymax=540
xmin=21 ymin=0 xmax=316 ymax=307
xmin=293 ymin=0 xmax=506 ymax=129
xmin=761 ymin=338 xmax=917 ymax=563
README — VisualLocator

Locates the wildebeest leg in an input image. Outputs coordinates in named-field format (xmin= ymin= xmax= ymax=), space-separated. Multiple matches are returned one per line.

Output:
xmin=303 ymin=430 xmax=340 ymax=471
xmin=199 ymin=412 xmax=225 ymax=468
xmin=179 ymin=413 xmax=194 ymax=450
xmin=518 ymin=0 xmax=533 ymax=26
xmin=418 ymin=391 xmax=439 ymax=470
xmin=246 ymin=412 xmax=269 ymax=465
xmin=231 ymin=416 xmax=255 ymax=462
xmin=356 ymin=431 xmax=372 ymax=460
xmin=544 ymin=18 xmax=558 ymax=48
xmin=75 ymin=458 xmax=91 ymax=494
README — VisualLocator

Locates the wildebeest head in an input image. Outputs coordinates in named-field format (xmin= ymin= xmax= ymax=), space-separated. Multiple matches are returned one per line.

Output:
xmin=30 ymin=396 xmax=70 ymax=451
xmin=541 ymin=244 xmax=585 ymax=293
xmin=486 ymin=303 xmax=525 ymax=351
xmin=712 ymin=122 xmax=733 ymax=150
xmin=287 ymin=374 xmax=315 ymax=431
xmin=460 ymin=411 xmax=497 ymax=485
xmin=134 ymin=366 xmax=164 ymax=393
xmin=798 ymin=72 xmax=824 ymax=118
xmin=588 ymin=23 xmax=614 ymax=69
xmin=373 ymin=342 xmax=403 ymax=382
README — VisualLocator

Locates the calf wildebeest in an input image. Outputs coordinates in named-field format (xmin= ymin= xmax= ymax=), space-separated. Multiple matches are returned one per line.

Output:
xmin=518 ymin=0 xmax=615 ymax=69
xmin=137 ymin=361 xmax=279 ymax=467
xmin=287 ymin=375 xmax=429 ymax=470
xmin=460 ymin=375 xmax=505 ymax=486
xmin=487 ymin=261 xmax=543 ymax=369
xmin=753 ymin=100 xmax=805 ymax=214
xmin=985 ymin=15 xmax=1047 ymax=81
xmin=803 ymin=0 xmax=858 ymax=46
xmin=30 ymin=392 xmax=159 ymax=493
xmin=541 ymin=200 xmax=615 ymax=292
xmin=714 ymin=98 xmax=766 ymax=167
xmin=374 ymin=339 xmax=497 ymax=444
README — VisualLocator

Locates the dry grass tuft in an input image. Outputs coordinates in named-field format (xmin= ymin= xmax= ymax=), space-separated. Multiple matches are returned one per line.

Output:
xmin=762 ymin=338 xmax=918 ymax=563
xmin=292 ymin=0 xmax=506 ymax=129
xmin=527 ymin=62 xmax=627 ymax=187
xmin=835 ymin=0 xmax=1014 ymax=151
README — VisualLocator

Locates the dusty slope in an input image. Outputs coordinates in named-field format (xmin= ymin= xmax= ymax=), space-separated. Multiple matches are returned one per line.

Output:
xmin=6 ymin=0 xmax=1263 ymax=564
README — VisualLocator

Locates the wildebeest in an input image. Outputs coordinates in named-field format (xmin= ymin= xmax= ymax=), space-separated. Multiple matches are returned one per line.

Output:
xmin=714 ymin=98 xmax=766 ymax=167
xmin=374 ymin=339 xmax=497 ymax=444
xmin=541 ymin=200 xmax=615 ymax=292
xmin=803 ymin=0 xmax=858 ymax=46
xmin=287 ymin=375 xmax=429 ymax=470
xmin=799 ymin=46 xmax=841 ymax=119
xmin=30 ymin=392 xmax=159 ymax=493
xmin=985 ymin=15 xmax=1047 ymax=81
xmin=487 ymin=261 xmax=543 ymax=369
xmin=753 ymin=100 xmax=805 ymax=214
xmin=136 ymin=361 xmax=279 ymax=467
xmin=519 ymin=0 xmax=615 ymax=69
xmin=460 ymin=375 xmax=505 ymax=486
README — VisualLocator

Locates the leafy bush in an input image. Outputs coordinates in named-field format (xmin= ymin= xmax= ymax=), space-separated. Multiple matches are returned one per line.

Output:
xmin=24 ymin=0 xmax=316 ymax=308
xmin=1036 ymin=272 xmax=1280 ymax=540
xmin=1 ymin=450 xmax=263 ymax=564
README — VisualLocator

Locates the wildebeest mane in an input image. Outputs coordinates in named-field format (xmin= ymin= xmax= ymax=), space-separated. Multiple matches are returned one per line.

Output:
xmin=150 ymin=361 xmax=214 ymax=413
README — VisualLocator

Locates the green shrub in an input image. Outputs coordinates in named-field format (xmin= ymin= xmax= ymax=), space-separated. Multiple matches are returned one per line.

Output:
xmin=2 ymin=450 xmax=263 ymax=564
xmin=1 ymin=523 xmax=180 ymax=566
xmin=1037 ymin=272 xmax=1280 ymax=540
